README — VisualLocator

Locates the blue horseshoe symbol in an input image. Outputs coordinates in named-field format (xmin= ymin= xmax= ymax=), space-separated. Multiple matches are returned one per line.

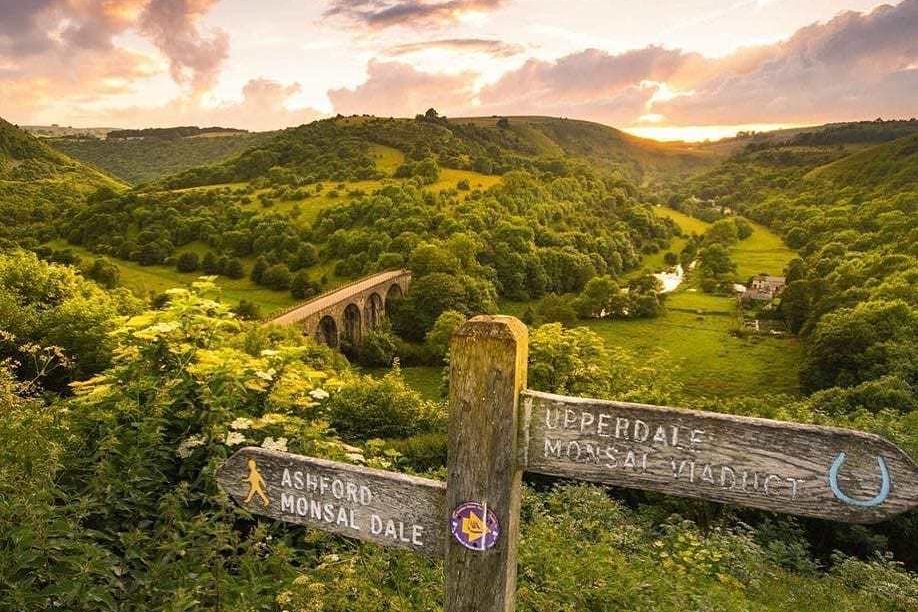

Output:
xmin=828 ymin=452 xmax=891 ymax=508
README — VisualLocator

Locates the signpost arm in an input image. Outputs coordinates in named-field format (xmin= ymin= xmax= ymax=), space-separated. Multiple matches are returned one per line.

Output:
xmin=446 ymin=316 xmax=528 ymax=612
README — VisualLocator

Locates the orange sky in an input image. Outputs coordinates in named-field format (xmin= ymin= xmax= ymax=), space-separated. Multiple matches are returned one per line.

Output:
xmin=0 ymin=0 xmax=915 ymax=140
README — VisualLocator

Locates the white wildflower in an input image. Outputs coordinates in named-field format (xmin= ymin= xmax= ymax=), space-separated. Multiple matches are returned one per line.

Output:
xmin=346 ymin=452 xmax=366 ymax=464
xmin=308 ymin=388 xmax=330 ymax=400
xmin=229 ymin=417 xmax=253 ymax=430
xmin=224 ymin=431 xmax=246 ymax=446
xmin=261 ymin=436 xmax=288 ymax=452
xmin=176 ymin=434 xmax=206 ymax=458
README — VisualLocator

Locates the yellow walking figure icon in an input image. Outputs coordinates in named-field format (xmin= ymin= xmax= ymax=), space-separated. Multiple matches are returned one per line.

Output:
xmin=243 ymin=458 xmax=270 ymax=507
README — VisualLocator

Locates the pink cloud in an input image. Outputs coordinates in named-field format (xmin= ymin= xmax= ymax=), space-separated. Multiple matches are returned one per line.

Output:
xmin=0 ymin=0 xmax=228 ymax=123
xmin=139 ymin=0 xmax=229 ymax=93
xmin=324 ymin=0 xmax=507 ymax=29
xmin=71 ymin=78 xmax=324 ymax=130
xmin=656 ymin=0 xmax=918 ymax=124
xmin=329 ymin=60 xmax=478 ymax=117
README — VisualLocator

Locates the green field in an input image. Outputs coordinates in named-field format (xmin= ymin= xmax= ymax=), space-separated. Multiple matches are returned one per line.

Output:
xmin=45 ymin=240 xmax=297 ymax=312
xmin=654 ymin=206 xmax=710 ymax=235
xmin=364 ymin=365 xmax=444 ymax=401
xmin=732 ymin=218 xmax=796 ymax=279
xmin=653 ymin=206 xmax=793 ymax=280
xmin=496 ymin=207 xmax=802 ymax=399
xmin=586 ymin=289 xmax=801 ymax=398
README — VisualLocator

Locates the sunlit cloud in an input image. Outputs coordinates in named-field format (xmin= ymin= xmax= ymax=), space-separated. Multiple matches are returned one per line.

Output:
xmin=323 ymin=0 xmax=508 ymax=29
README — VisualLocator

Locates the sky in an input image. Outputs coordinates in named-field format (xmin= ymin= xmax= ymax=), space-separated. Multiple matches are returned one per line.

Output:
xmin=0 ymin=0 xmax=915 ymax=140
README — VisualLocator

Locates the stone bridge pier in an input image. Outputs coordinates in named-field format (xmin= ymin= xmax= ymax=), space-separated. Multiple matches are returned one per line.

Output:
xmin=266 ymin=270 xmax=412 ymax=348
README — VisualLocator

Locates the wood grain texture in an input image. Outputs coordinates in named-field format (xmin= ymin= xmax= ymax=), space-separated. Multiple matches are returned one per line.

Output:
xmin=216 ymin=447 xmax=446 ymax=556
xmin=523 ymin=390 xmax=918 ymax=523
xmin=446 ymin=316 xmax=528 ymax=612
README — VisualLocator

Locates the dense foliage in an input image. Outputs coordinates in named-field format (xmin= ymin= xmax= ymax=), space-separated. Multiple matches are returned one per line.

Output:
xmin=2 ymin=283 xmax=915 ymax=610
xmin=669 ymin=129 xmax=917 ymax=405
xmin=0 ymin=251 xmax=139 ymax=388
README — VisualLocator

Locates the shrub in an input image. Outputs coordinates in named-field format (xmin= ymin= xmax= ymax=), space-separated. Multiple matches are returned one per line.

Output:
xmin=176 ymin=251 xmax=199 ymax=272
xmin=385 ymin=432 xmax=448 ymax=472
xmin=261 ymin=263 xmax=292 ymax=290
xmin=325 ymin=369 xmax=444 ymax=440
xmin=356 ymin=327 xmax=399 ymax=367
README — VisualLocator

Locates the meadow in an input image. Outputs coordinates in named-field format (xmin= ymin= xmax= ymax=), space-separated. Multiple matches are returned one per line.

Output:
xmin=499 ymin=206 xmax=802 ymax=399
xmin=45 ymin=239 xmax=299 ymax=312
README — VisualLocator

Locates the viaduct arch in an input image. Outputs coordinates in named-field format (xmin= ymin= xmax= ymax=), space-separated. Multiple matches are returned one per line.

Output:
xmin=266 ymin=269 xmax=411 ymax=348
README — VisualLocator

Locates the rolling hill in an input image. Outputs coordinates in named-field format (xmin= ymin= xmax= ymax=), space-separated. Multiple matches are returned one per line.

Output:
xmin=805 ymin=132 xmax=918 ymax=193
xmin=47 ymin=129 xmax=273 ymax=186
xmin=137 ymin=114 xmax=718 ymax=191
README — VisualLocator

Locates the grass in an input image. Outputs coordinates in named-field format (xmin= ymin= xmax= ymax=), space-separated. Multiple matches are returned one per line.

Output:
xmin=654 ymin=206 xmax=710 ymax=235
xmin=732 ymin=218 xmax=796 ymax=280
xmin=364 ymin=365 xmax=444 ymax=401
xmin=585 ymin=288 xmax=802 ymax=398
xmin=45 ymin=240 xmax=298 ymax=312
xmin=652 ymin=206 xmax=794 ymax=280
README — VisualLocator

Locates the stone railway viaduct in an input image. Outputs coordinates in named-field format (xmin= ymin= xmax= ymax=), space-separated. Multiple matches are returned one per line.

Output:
xmin=266 ymin=270 xmax=411 ymax=348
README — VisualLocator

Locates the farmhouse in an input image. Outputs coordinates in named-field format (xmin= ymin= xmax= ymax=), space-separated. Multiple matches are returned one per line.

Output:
xmin=742 ymin=275 xmax=786 ymax=302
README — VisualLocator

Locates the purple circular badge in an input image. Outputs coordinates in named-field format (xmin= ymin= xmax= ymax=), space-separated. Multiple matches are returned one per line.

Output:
xmin=450 ymin=501 xmax=500 ymax=551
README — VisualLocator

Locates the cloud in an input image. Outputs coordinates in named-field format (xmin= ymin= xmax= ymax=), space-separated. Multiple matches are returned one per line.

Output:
xmin=386 ymin=38 xmax=523 ymax=57
xmin=139 ymin=0 xmax=229 ymax=93
xmin=432 ymin=46 xmax=706 ymax=124
xmin=70 ymin=78 xmax=325 ymax=130
xmin=329 ymin=60 xmax=478 ymax=117
xmin=324 ymin=0 xmax=506 ymax=29
xmin=0 ymin=0 xmax=228 ymax=123
xmin=656 ymin=0 xmax=918 ymax=124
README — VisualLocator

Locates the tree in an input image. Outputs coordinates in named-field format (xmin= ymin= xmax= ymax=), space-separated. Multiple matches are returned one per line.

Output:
xmin=537 ymin=293 xmax=578 ymax=327
xmin=232 ymin=299 xmax=261 ymax=320
xmin=425 ymin=310 xmax=467 ymax=361
xmin=663 ymin=252 xmax=679 ymax=266
xmin=86 ymin=257 xmax=120 ymax=289
xmin=779 ymin=280 xmax=812 ymax=333
xmin=698 ymin=244 xmax=736 ymax=277
xmin=261 ymin=263 xmax=292 ymax=290
xmin=290 ymin=270 xmax=319 ymax=300
xmin=250 ymin=256 xmax=269 ymax=283
xmin=734 ymin=218 xmax=754 ymax=240
xmin=574 ymin=276 xmax=618 ymax=319
xmin=176 ymin=252 xmax=199 ymax=273
xmin=705 ymin=219 xmax=739 ymax=245
xmin=202 ymin=251 xmax=220 ymax=274
xmin=801 ymin=299 xmax=916 ymax=392
xmin=409 ymin=243 xmax=459 ymax=277
xmin=0 ymin=251 xmax=139 ymax=388
xmin=223 ymin=257 xmax=245 ymax=279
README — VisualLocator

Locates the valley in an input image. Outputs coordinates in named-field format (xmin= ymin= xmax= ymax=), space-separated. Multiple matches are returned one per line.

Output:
xmin=2 ymin=112 xmax=916 ymax=610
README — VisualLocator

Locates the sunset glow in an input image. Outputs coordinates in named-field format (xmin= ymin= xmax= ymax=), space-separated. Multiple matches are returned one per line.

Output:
xmin=624 ymin=123 xmax=804 ymax=142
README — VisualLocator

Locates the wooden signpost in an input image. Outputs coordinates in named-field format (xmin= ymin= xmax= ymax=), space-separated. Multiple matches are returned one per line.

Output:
xmin=217 ymin=315 xmax=918 ymax=611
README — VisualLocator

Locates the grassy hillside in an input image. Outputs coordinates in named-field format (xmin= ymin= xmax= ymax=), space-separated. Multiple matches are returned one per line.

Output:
xmin=805 ymin=133 xmax=918 ymax=192
xmin=1 ymin=117 xmax=125 ymax=247
xmin=49 ymin=131 xmax=273 ymax=186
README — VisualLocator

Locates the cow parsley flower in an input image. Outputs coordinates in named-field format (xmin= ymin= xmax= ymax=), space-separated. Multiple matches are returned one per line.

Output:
xmin=261 ymin=436 xmax=288 ymax=452
xmin=176 ymin=434 xmax=206 ymax=458
xmin=224 ymin=431 xmax=246 ymax=446
xmin=230 ymin=417 xmax=253 ymax=430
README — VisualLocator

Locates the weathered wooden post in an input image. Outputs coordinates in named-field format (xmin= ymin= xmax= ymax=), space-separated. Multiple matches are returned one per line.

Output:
xmin=445 ymin=316 xmax=528 ymax=612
